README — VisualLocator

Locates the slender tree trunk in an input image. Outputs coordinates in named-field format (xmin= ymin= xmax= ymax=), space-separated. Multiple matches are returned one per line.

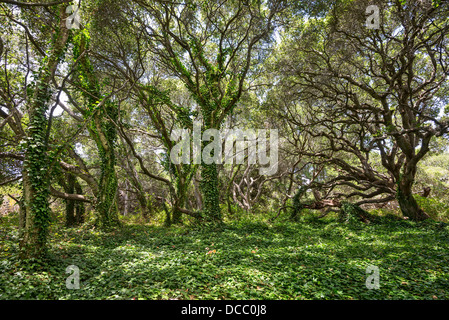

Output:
xmin=123 ymin=180 xmax=129 ymax=217
xmin=137 ymin=192 xmax=150 ymax=220
xmin=163 ymin=201 xmax=171 ymax=227
xmin=193 ymin=175 xmax=203 ymax=211
xmin=74 ymin=179 xmax=85 ymax=225
xmin=18 ymin=196 xmax=26 ymax=237
xmin=65 ymin=174 xmax=76 ymax=227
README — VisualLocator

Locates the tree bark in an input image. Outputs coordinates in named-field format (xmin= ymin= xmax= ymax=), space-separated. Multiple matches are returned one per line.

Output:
xmin=74 ymin=179 xmax=85 ymax=224
xmin=172 ymin=177 xmax=187 ymax=224
xmin=73 ymin=32 xmax=120 ymax=229
xmin=95 ymin=132 xmax=120 ymax=228
xmin=19 ymin=5 xmax=69 ymax=259
xmin=397 ymin=174 xmax=430 ymax=221
xmin=200 ymin=162 xmax=222 ymax=223
xmin=65 ymin=173 xmax=76 ymax=227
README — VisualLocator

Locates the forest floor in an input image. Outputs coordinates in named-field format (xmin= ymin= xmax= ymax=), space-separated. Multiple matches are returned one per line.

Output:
xmin=1 ymin=213 xmax=449 ymax=300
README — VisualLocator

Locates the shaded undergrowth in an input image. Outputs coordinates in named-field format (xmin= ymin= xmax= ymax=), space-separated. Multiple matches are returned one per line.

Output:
xmin=1 ymin=214 xmax=448 ymax=300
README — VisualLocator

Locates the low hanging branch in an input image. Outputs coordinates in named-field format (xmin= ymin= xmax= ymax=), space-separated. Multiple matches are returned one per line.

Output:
xmin=0 ymin=175 xmax=22 ymax=186
xmin=273 ymin=197 xmax=378 ymax=224
xmin=272 ymin=182 xmax=380 ymax=224
xmin=49 ymin=186 xmax=91 ymax=203
xmin=271 ymin=199 xmax=342 ymax=222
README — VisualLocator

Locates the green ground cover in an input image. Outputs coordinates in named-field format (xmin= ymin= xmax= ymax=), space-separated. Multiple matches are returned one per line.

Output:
xmin=1 ymin=214 xmax=448 ymax=300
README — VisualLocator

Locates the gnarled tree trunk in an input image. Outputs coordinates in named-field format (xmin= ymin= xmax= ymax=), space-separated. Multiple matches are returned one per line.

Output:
xmin=397 ymin=172 xmax=430 ymax=221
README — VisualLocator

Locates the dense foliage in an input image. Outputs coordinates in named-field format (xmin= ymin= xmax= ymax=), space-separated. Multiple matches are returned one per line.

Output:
xmin=0 ymin=0 xmax=448 ymax=300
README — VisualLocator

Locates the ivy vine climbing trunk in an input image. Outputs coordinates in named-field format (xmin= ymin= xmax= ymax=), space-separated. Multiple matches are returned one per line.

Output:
xmin=200 ymin=162 xmax=221 ymax=223
xmin=136 ymin=87 xmax=197 ymax=224
xmin=20 ymin=6 xmax=69 ymax=258
xmin=129 ymin=0 xmax=281 ymax=225
xmin=72 ymin=30 xmax=120 ymax=229
xmin=172 ymin=175 xmax=188 ymax=224
xmin=92 ymin=107 xmax=120 ymax=228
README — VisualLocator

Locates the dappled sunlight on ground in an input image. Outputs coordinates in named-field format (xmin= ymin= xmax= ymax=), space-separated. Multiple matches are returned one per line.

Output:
xmin=1 ymin=214 xmax=448 ymax=300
